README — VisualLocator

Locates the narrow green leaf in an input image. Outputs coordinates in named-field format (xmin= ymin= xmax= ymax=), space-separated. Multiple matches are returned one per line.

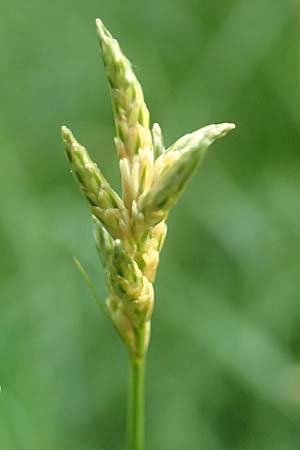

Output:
xmin=73 ymin=256 xmax=109 ymax=319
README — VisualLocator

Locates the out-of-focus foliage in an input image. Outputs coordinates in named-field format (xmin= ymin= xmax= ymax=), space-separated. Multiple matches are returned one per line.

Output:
xmin=0 ymin=1 xmax=300 ymax=449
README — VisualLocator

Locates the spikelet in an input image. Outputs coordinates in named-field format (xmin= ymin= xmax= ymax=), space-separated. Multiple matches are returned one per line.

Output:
xmin=142 ymin=123 xmax=236 ymax=226
xmin=96 ymin=18 xmax=154 ymax=210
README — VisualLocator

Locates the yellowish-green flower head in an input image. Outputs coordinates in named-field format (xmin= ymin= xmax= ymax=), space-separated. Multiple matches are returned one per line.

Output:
xmin=61 ymin=18 xmax=235 ymax=357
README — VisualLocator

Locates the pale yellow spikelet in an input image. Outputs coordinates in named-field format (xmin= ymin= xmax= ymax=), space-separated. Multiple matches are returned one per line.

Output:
xmin=96 ymin=18 xmax=154 ymax=211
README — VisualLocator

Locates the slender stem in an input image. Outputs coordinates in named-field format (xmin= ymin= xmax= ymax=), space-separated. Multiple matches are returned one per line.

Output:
xmin=127 ymin=329 xmax=147 ymax=450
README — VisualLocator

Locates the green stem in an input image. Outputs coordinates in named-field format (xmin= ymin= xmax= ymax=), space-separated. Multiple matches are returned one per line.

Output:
xmin=127 ymin=330 xmax=146 ymax=450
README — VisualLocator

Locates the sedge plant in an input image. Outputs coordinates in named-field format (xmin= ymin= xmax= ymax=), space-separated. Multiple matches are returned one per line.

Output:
xmin=61 ymin=18 xmax=235 ymax=450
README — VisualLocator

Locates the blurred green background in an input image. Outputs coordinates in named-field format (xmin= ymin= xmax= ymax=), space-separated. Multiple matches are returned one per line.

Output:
xmin=1 ymin=0 xmax=300 ymax=449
